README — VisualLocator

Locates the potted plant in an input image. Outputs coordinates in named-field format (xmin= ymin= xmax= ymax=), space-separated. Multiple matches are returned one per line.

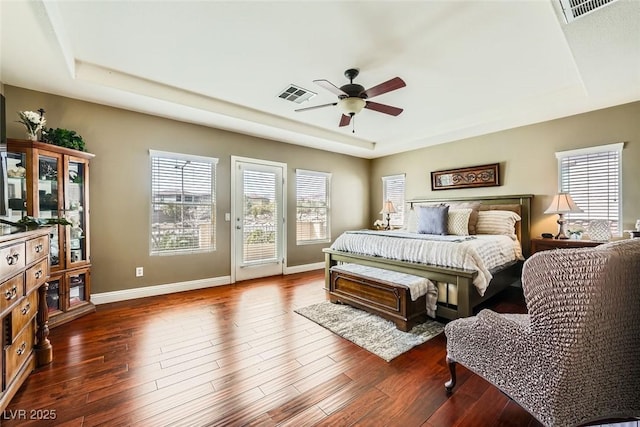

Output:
xmin=41 ymin=127 xmax=87 ymax=151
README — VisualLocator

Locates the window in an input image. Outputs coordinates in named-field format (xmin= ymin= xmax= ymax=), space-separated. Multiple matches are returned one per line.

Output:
xmin=382 ymin=174 xmax=405 ymax=228
xmin=150 ymin=150 xmax=218 ymax=255
xmin=296 ymin=169 xmax=331 ymax=244
xmin=556 ymin=142 xmax=623 ymax=236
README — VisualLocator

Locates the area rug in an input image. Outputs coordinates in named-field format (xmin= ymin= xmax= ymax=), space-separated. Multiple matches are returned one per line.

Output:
xmin=295 ymin=301 xmax=444 ymax=362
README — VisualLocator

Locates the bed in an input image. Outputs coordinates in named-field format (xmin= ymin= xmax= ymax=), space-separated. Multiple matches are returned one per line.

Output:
xmin=323 ymin=194 xmax=533 ymax=322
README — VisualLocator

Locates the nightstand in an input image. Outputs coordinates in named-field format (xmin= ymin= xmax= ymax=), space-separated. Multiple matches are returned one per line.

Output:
xmin=531 ymin=238 xmax=604 ymax=255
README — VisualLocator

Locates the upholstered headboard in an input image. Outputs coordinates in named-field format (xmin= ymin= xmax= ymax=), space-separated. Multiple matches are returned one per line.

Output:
xmin=407 ymin=194 xmax=533 ymax=257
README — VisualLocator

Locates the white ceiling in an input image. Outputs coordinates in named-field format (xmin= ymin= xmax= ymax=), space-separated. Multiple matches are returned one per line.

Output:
xmin=1 ymin=0 xmax=639 ymax=159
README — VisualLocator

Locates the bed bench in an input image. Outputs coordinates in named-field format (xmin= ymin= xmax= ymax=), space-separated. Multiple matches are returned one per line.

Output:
xmin=329 ymin=264 xmax=432 ymax=331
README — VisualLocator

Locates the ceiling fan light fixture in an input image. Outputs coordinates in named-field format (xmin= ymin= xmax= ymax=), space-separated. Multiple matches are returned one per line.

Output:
xmin=338 ymin=97 xmax=366 ymax=115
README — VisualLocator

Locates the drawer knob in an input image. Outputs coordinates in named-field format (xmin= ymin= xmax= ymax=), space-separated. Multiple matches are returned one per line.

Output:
xmin=6 ymin=253 xmax=19 ymax=265
xmin=35 ymin=269 xmax=43 ymax=279
xmin=4 ymin=286 xmax=17 ymax=300
xmin=35 ymin=243 xmax=43 ymax=253
xmin=16 ymin=342 xmax=26 ymax=356
xmin=21 ymin=302 xmax=31 ymax=315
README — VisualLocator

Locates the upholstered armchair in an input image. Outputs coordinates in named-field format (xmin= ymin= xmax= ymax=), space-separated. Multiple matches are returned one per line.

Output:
xmin=444 ymin=239 xmax=640 ymax=427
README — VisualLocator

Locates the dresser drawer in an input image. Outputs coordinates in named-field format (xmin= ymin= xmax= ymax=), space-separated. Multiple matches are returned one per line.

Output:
xmin=0 ymin=242 xmax=26 ymax=281
xmin=0 ymin=274 xmax=24 ymax=315
xmin=10 ymin=290 xmax=38 ymax=341
xmin=4 ymin=318 xmax=35 ymax=388
xmin=26 ymin=235 xmax=50 ymax=265
xmin=25 ymin=258 xmax=48 ymax=295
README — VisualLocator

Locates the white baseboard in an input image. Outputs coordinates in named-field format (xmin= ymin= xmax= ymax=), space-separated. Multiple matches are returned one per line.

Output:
xmin=92 ymin=276 xmax=231 ymax=305
xmin=284 ymin=262 xmax=324 ymax=274
xmin=92 ymin=262 xmax=324 ymax=305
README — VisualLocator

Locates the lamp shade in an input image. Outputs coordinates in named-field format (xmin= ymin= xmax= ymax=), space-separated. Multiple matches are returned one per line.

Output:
xmin=338 ymin=97 xmax=366 ymax=115
xmin=380 ymin=200 xmax=397 ymax=214
xmin=544 ymin=192 xmax=583 ymax=214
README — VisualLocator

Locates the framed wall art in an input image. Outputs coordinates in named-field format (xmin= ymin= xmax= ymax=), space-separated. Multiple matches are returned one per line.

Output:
xmin=431 ymin=163 xmax=500 ymax=190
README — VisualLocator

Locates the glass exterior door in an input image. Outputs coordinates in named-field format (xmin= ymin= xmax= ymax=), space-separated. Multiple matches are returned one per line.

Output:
xmin=233 ymin=159 xmax=285 ymax=282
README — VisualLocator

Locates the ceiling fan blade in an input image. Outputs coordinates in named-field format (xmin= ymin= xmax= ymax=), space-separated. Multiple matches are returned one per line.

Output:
xmin=313 ymin=79 xmax=348 ymax=97
xmin=339 ymin=114 xmax=351 ymax=127
xmin=295 ymin=102 xmax=337 ymax=112
xmin=365 ymin=101 xmax=403 ymax=116
xmin=362 ymin=77 xmax=406 ymax=99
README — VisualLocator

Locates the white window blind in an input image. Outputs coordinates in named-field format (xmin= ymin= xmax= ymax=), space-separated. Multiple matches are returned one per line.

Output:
xmin=296 ymin=169 xmax=331 ymax=244
xmin=556 ymin=143 xmax=623 ymax=236
xmin=150 ymin=150 xmax=218 ymax=255
xmin=242 ymin=169 xmax=278 ymax=263
xmin=382 ymin=174 xmax=405 ymax=228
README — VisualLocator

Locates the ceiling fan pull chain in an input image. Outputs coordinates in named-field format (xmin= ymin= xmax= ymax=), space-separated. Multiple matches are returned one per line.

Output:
xmin=352 ymin=115 xmax=356 ymax=133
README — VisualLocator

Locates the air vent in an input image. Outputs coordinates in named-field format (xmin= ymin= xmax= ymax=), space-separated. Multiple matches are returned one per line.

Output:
xmin=277 ymin=85 xmax=316 ymax=104
xmin=559 ymin=0 xmax=618 ymax=23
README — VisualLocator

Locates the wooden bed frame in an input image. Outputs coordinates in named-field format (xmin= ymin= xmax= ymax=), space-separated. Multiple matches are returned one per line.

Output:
xmin=323 ymin=194 xmax=533 ymax=321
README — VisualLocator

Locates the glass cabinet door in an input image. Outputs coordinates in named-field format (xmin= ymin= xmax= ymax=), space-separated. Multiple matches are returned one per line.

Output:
xmin=67 ymin=268 xmax=90 ymax=308
xmin=66 ymin=159 xmax=88 ymax=266
xmin=6 ymin=152 xmax=28 ymax=222
xmin=38 ymin=153 xmax=64 ymax=270
xmin=46 ymin=275 xmax=63 ymax=315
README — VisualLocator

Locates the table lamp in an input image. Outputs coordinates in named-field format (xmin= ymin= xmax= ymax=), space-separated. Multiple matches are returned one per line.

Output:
xmin=544 ymin=192 xmax=583 ymax=239
xmin=380 ymin=200 xmax=397 ymax=230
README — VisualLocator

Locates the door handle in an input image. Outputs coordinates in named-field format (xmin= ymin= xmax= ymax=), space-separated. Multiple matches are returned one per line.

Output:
xmin=236 ymin=226 xmax=241 ymax=230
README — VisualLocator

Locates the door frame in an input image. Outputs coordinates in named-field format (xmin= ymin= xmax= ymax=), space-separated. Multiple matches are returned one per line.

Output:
xmin=230 ymin=156 xmax=287 ymax=284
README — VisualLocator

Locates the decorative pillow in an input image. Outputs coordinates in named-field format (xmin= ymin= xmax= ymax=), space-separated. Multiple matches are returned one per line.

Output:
xmin=405 ymin=203 xmax=442 ymax=233
xmin=447 ymin=208 xmax=472 ymax=236
xmin=417 ymin=205 xmax=449 ymax=235
xmin=476 ymin=210 xmax=521 ymax=235
xmin=447 ymin=201 xmax=482 ymax=234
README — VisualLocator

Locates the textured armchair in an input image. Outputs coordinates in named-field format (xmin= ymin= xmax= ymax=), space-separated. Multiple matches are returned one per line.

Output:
xmin=444 ymin=239 xmax=640 ymax=427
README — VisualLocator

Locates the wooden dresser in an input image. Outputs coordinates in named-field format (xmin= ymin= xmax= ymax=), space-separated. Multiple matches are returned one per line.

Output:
xmin=0 ymin=228 xmax=52 ymax=412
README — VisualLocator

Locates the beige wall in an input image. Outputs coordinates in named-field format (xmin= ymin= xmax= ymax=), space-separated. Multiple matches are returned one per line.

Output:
xmin=371 ymin=101 xmax=640 ymax=240
xmin=7 ymin=85 xmax=639 ymax=295
xmin=5 ymin=86 xmax=370 ymax=293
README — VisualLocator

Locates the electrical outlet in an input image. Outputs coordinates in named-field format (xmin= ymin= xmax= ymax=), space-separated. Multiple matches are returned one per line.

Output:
xmin=135 ymin=267 xmax=144 ymax=277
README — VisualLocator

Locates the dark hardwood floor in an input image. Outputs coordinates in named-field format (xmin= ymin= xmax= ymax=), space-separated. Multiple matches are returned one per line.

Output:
xmin=3 ymin=270 xmax=543 ymax=426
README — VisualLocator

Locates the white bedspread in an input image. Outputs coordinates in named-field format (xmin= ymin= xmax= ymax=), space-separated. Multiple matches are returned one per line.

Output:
xmin=330 ymin=230 xmax=523 ymax=296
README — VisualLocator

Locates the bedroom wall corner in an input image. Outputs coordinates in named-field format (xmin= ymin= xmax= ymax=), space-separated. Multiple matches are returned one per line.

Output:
xmin=370 ymin=101 xmax=640 ymax=241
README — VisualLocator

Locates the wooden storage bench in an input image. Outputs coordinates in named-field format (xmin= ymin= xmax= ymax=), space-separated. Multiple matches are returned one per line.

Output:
xmin=328 ymin=264 xmax=429 ymax=332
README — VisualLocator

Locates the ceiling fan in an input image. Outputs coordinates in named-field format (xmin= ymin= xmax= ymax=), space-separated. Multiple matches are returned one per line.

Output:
xmin=295 ymin=68 xmax=406 ymax=129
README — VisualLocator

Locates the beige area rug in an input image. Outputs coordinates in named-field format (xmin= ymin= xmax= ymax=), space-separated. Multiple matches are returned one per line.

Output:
xmin=295 ymin=301 xmax=444 ymax=362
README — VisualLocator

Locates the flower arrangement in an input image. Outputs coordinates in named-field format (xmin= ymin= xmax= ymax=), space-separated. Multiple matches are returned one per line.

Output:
xmin=17 ymin=109 xmax=46 ymax=140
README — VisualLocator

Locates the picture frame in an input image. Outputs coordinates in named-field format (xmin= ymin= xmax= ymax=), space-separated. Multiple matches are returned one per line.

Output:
xmin=431 ymin=163 xmax=500 ymax=190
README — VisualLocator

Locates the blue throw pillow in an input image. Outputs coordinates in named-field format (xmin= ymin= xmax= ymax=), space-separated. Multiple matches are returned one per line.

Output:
xmin=417 ymin=205 xmax=449 ymax=235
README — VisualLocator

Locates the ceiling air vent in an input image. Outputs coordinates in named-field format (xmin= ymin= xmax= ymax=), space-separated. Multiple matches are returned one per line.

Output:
xmin=277 ymin=85 xmax=316 ymax=104
xmin=559 ymin=0 xmax=618 ymax=23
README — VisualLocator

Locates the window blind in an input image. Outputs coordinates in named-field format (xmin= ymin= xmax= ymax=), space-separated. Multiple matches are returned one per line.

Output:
xmin=242 ymin=169 xmax=278 ymax=263
xmin=150 ymin=150 xmax=217 ymax=255
xmin=382 ymin=174 xmax=405 ymax=227
xmin=296 ymin=169 xmax=331 ymax=244
xmin=556 ymin=143 xmax=622 ymax=236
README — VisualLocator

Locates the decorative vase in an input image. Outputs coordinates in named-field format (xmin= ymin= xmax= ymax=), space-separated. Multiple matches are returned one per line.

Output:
xmin=27 ymin=132 xmax=38 ymax=141
xmin=588 ymin=220 xmax=611 ymax=241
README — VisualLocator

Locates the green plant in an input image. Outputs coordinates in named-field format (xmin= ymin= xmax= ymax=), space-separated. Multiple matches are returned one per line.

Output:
xmin=0 ymin=216 xmax=72 ymax=231
xmin=42 ymin=127 xmax=86 ymax=151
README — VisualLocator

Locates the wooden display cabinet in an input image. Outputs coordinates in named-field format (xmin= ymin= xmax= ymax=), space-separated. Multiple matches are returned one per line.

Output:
xmin=7 ymin=138 xmax=95 ymax=327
